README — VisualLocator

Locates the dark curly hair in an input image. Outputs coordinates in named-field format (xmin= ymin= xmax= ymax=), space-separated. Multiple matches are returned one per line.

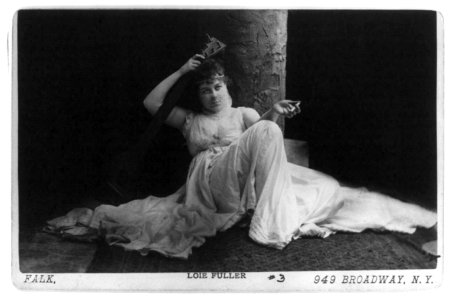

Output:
xmin=193 ymin=58 xmax=231 ymax=88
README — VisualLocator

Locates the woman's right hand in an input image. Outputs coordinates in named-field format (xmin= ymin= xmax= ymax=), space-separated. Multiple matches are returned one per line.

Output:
xmin=273 ymin=100 xmax=302 ymax=119
xmin=179 ymin=54 xmax=205 ymax=74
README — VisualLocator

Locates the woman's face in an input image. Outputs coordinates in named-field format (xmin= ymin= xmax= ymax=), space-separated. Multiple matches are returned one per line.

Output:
xmin=198 ymin=79 xmax=232 ymax=114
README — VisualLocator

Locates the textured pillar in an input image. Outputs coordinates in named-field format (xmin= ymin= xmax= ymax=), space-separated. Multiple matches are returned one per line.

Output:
xmin=198 ymin=10 xmax=288 ymax=130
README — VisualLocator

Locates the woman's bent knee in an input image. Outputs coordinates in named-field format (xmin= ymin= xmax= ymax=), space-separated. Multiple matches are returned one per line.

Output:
xmin=238 ymin=120 xmax=284 ymax=154
xmin=253 ymin=120 xmax=282 ymax=139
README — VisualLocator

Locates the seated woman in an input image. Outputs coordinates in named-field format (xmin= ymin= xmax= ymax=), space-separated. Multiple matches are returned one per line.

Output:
xmin=46 ymin=55 xmax=437 ymax=259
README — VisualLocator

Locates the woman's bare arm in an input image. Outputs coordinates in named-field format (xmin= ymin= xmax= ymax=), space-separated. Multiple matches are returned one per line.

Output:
xmin=143 ymin=54 xmax=204 ymax=130
xmin=241 ymin=107 xmax=261 ymax=128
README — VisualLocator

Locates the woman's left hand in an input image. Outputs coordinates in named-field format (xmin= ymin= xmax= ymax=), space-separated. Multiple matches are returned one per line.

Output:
xmin=273 ymin=100 xmax=301 ymax=118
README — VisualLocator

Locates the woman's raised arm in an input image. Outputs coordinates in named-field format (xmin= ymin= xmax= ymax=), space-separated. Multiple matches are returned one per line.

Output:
xmin=143 ymin=54 xmax=204 ymax=130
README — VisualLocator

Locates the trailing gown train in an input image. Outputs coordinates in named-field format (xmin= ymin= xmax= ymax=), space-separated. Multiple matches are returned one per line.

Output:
xmin=46 ymin=107 xmax=437 ymax=259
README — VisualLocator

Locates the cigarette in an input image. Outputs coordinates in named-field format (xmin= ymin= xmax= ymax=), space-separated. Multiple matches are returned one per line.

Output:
xmin=289 ymin=101 xmax=301 ymax=112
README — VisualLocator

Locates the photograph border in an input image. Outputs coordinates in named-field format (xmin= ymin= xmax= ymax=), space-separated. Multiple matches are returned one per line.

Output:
xmin=7 ymin=1 xmax=447 ymax=293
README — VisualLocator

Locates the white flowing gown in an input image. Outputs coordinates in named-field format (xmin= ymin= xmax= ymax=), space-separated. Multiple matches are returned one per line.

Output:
xmin=47 ymin=107 xmax=437 ymax=259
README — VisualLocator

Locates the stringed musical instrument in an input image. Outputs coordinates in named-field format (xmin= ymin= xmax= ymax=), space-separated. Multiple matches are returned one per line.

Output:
xmin=106 ymin=35 xmax=226 ymax=202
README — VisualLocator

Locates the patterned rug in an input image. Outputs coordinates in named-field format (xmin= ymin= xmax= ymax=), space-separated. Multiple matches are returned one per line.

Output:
xmin=87 ymin=226 xmax=437 ymax=272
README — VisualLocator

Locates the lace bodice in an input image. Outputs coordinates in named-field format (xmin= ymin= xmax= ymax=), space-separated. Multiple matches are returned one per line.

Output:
xmin=182 ymin=107 xmax=248 ymax=156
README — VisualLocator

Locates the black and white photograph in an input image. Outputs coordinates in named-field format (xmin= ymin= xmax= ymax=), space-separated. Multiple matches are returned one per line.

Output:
xmin=11 ymin=6 xmax=443 ymax=292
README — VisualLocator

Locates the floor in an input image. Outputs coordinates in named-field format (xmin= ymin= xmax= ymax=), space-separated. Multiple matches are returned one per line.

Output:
xmin=19 ymin=224 xmax=438 ymax=273
xmin=19 ymin=228 xmax=97 ymax=273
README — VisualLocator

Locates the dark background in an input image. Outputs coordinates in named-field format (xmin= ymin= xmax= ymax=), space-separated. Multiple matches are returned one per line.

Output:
xmin=285 ymin=10 xmax=437 ymax=207
xmin=18 ymin=10 xmax=437 ymax=229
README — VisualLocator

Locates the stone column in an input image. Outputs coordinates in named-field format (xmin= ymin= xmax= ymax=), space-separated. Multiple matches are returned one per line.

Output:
xmin=198 ymin=10 xmax=288 ymax=130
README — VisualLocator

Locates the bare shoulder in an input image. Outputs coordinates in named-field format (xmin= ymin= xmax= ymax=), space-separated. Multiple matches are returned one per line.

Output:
xmin=238 ymin=107 xmax=260 ymax=128
xmin=166 ymin=106 xmax=192 ymax=131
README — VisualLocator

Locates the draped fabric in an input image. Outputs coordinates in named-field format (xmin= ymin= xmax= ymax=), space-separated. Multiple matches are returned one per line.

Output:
xmin=46 ymin=108 xmax=437 ymax=259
